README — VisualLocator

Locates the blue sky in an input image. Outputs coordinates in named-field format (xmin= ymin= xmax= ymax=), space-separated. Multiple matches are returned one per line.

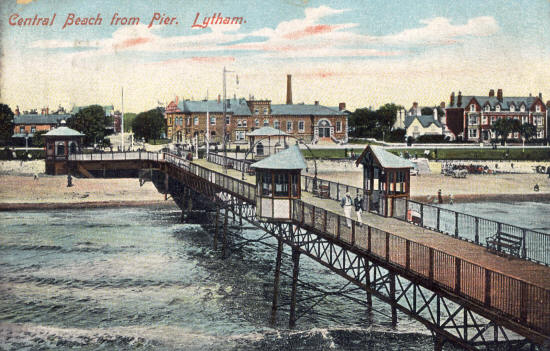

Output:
xmin=1 ymin=0 xmax=549 ymax=112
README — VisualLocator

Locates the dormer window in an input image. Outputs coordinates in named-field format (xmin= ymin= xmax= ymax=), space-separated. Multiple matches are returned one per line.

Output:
xmin=484 ymin=105 xmax=490 ymax=112
xmin=510 ymin=105 xmax=515 ymax=112
xmin=470 ymin=104 xmax=476 ymax=112
xmin=536 ymin=104 xmax=541 ymax=112
xmin=520 ymin=105 xmax=525 ymax=112
xmin=495 ymin=105 xmax=501 ymax=112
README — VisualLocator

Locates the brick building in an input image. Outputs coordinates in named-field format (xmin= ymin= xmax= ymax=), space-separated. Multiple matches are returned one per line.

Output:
xmin=445 ymin=89 xmax=547 ymax=142
xmin=12 ymin=106 xmax=72 ymax=140
xmin=165 ymin=75 xmax=349 ymax=145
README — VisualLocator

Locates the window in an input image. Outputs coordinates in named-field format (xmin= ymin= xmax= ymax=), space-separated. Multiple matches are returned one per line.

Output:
xmin=274 ymin=173 xmax=289 ymax=197
xmin=336 ymin=121 xmax=342 ymax=132
xmin=298 ymin=120 xmax=305 ymax=132
xmin=243 ymin=120 xmax=247 ymax=128
xmin=274 ymin=120 xmax=280 ymax=129
xmin=537 ymin=130 xmax=544 ymax=138
xmin=468 ymin=115 xmax=478 ymax=125
xmin=510 ymin=105 xmax=515 ymax=112
xmin=264 ymin=108 xmax=268 ymax=115
xmin=522 ymin=116 xmax=528 ymax=124
xmin=495 ymin=105 xmax=501 ymax=112
xmin=186 ymin=117 xmax=191 ymax=126
xmin=260 ymin=173 xmax=272 ymax=195
xmin=237 ymin=120 xmax=242 ymax=127
xmin=255 ymin=119 xmax=259 ymax=127
xmin=225 ymin=116 xmax=230 ymax=125
xmin=254 ymin=108 xmax=259 ymax=115
xmin=168 ymin=117 xmax=172 ymax=125
xmin=536 ymin=104 xmax=541 ymax=112
xmin=286 ymin=121 xmax=292 ymax=132
xmin=520 ymin=105 xmax=525 ymax=112
xmin=235 ymin=130 xmax=246 ymax=141
xmin=470 ymin=104 xmax=476 ymax=112
xmin=263 ymin=119 xmax=269 ymax=127
xmin=19 ymin=126 xmax=24 ymax=133
xmin=31 ymin=126 xmax=36 ymax=133
xmin=485 ymin=105 xmax=490 ymax=112
xmin=491 ymin=116 xmax=496 ymax=124
xmin=535 ymin=116 xmax=543 ymax=125
xmin=481 ymin=116 xmax=487 ymax=125
xmin=468 ymin=129 xmax=477 ymax=138
xmin=194 ymin=116 xmax=199 ymax=125
xmin=210 ymin=116 xmax=216 ymax=125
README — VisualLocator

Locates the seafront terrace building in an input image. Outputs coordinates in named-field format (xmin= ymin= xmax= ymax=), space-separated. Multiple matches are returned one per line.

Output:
xmin=444 ymin=89 xmax=547 ymax=142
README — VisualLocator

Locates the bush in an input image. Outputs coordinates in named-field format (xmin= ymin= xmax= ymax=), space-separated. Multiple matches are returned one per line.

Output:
xmin=415 ymin=134 xmax=450 ymax=143
xmin=0 ymin=148 xmax=45 ymax=160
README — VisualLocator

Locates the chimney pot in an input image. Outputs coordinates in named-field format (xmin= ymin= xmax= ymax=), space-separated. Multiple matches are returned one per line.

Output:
xmin=489 ymin=89 xmax=495 ymax=97
xmin=218 ymin=94 xmax=221 ymax=103
xmin=538 ymin=92 xmax=542 ymax=99
xmin=339 ymin=102 xmax=346 ymax=111
xmin=314 ymin=101 xmax=319 ymax=105
xmin=440 ymin=101 xmax=445 ymax=108
xmin=286 ymin=74 xmax=292 ymax=105
xmin=450 ymin=92 xmax=455 ymax=106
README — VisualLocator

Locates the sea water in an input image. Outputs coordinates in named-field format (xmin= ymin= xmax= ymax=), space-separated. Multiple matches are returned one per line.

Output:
xmin=2 ymin=202 xmax=547 ymax=350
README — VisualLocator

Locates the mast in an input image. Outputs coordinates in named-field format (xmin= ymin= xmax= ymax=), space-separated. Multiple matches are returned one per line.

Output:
xmin=121 ymin=87 xmax=124 ymax=151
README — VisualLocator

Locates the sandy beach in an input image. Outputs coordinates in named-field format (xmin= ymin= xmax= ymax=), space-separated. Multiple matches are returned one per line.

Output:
xmin=0 ymin=160 xmax=167 ymax=210
xmin=2 ymin=160 xmax=550 ymax=209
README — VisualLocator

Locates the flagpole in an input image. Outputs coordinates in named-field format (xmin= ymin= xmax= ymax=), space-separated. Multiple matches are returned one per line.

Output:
xmin=206 ymin=89 xmax=210 ymax=160
xmin=121 ymin=87 xmax=124 ymax=151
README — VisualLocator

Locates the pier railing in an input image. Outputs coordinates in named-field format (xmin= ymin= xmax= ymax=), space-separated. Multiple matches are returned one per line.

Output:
xmin=392 ymin=198 xmax=550 ymax=266
xmin=69 ymin=151 xmax=161 ymax=162
xmin=292 ymin=199 xmax=550 ymax=336
xmin=207 ymin=153 xmax=252 ymax=173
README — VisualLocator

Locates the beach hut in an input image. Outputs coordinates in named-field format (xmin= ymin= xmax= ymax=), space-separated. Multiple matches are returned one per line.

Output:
xmin=44 ymin=122 xmax=84 ymax=175
xmin=355 ymin=145 xmax=413 ymax=217
xmin=251 ymin=144 xmax=306 ymax=221
xmin=247 ymin=126 xmax=289 ymax=159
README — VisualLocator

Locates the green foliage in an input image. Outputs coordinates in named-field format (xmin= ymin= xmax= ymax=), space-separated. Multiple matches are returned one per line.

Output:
xmin=415 ymin=134 xmax=450 ymax=143
xmin=67 ymin=105 xmax=109 ymax=146
xmin=123 ymin=113 xmax=137 ymax=132
xmin=388 ymin=128 xmax=406 ymax=142
xmin=490 ymin=118 xmax=514 ymax=144
xmin=520 ymin=123 xmax=537 ymax=141
xmin=0 ymin=104 xmax=14 ymax=145
xmin=132 ymin=108 xmax=166 ymax=142
xmin=388 ymin=148 xmax=550 ymax=161
xmin=31 ymin=130 xmax=48 ymax=147
xmin=349 ymin=103 xmax=402 ymax=139
xmin=0 ymin=148 xmax=45 ymax=160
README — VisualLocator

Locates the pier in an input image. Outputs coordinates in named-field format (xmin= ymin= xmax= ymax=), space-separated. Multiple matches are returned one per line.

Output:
xmin=67 ymin=151 xmax=550 ymax=351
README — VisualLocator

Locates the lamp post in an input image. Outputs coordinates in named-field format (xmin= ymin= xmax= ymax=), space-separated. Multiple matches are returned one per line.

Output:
xmin=222 ymin=66 xmax=237 ymax=173
xmin=24 ymin=132 xmax=29 ymax=153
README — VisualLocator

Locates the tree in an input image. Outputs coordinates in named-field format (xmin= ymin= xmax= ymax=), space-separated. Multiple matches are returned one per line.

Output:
xmin=132 ymin=108 xmax=165 ymax=143
xmin=32 ymin=130 xmax=48 ymax=147
xmin=349 ymin=103 xmax=402 ymax=139
xmin=0 ymin=104 xmax=14 ymax=145
xmin=520 ymin=123 xmax=537 ymax=142
xmin=67 ymin=105 xmax=109 ymax=146
xmin=122 ymin=113 xmax=137 ymax=133
xmin=491 ymin=118 xmax=514 ymax=145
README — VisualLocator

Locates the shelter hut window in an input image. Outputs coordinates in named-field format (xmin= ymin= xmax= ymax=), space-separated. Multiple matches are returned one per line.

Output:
xmin=291 ymin=174 xmax=299 ymax=197
xmin=69 ymin=142 xmax=77 ymax=154
xmin=56 ymin=143 xmax=65 ymax=156
xmin=274 ymin=173 xmax=289 ymax=197
xmin=257 ymin=143 xmax=264 ymax=156
xmin=260 ymin=173 xmax=272 ymax=196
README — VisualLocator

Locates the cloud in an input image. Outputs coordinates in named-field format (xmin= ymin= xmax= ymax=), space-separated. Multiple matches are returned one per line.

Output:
xmin=380 ymin=16 xmax=499 ymax=45
xmin=16 ymin=0 xmax=35 ymax=3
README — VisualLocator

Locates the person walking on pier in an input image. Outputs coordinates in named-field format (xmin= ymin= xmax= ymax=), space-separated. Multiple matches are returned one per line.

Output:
xmin=341 ymin=192 xmax=353 ymax=228
xmin=354 ymin=194 xmax=363 ymax=226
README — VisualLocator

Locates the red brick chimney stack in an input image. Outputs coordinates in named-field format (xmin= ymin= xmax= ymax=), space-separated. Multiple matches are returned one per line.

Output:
xmin=339 ymin=102 xmax=346 ymax=111
xmin=286 ymin=74 xmax=292 ymax=105
xmin=450 ymin=92 xmax=455 ymax=106
xmin=497 ymin=89 xmax=503 ymax=101
xmin=457 ymin=91 xmax=462 ymax=107
xmin=218 ymin=94 xmax=221 ymax=103
xmin=489 ymin=89 xmax=495 ymax=97
xmin=15 ymin=106 xmax=20 ymax=116
xmin=314 ymin=100 xmax=319 ymax=105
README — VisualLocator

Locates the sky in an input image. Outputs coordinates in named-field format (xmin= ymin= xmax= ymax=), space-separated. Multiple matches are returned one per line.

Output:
xmin=1 ymin=0 xmax=549 ymax=113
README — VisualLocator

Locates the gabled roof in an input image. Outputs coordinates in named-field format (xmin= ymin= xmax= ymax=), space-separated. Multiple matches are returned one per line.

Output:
xmin=247 ymin=126 xmax=289 ymax=136
xmin=404 ymin=115 xmax=442 ymax=129
xmin=355 ymin=145 xmax=413 ymax=169
xmin=270 ymin=104 xmax=346 ymax=116
xmin=14 ymin=114 xmax=72 ymax=125
xmin=448 ymin=95 xmax=541 ymax=111
xmin=251 ymin=145 xmax=306 ymax=170
xmin=44 ymin=126 xmax=84 ymax=137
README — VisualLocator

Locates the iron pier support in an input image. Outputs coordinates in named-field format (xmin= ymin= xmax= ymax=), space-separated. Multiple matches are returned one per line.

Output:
xmin=390 ymin=271 xmax=397 ymax=327
xmin=270 ymin=237 xmax=283 ymax=325
xmin=222 ymin=208 xmax=228 ymax=259
xmin=214 ymin=206 xmax=219 ymax=250
xmin=289 ymin=246 xmax=301 ymax=328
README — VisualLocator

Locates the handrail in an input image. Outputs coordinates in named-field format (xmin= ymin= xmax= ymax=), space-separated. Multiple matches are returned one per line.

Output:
xmin=208 ymin=152 xmax=550 ymax=266
xmin=292 ymin=198 xmax=550 ymax=336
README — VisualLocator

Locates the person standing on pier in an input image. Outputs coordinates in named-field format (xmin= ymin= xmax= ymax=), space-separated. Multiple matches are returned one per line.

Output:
xmin=341 ymin=192 xmax=353 ymax=228
xmin=354 ymin=194 xmax=363 ymax=226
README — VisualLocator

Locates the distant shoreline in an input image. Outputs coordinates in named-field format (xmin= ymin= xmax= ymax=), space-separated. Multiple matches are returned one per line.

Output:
xmin=412 ymin=193 xmax=550 ymax=204
xmin=0 ymin=200 xmax=176 ymax=211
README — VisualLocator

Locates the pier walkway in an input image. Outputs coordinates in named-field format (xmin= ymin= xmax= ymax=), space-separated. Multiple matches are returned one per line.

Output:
xmin=68 ymin=151 xmax=550 ymax=350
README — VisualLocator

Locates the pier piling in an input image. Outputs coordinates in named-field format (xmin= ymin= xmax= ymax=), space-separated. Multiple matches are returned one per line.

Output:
xmin=289 ymin=247 xmax=301 ymax=328
xmin=270 ymin=237 xmax=283 ymax=325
